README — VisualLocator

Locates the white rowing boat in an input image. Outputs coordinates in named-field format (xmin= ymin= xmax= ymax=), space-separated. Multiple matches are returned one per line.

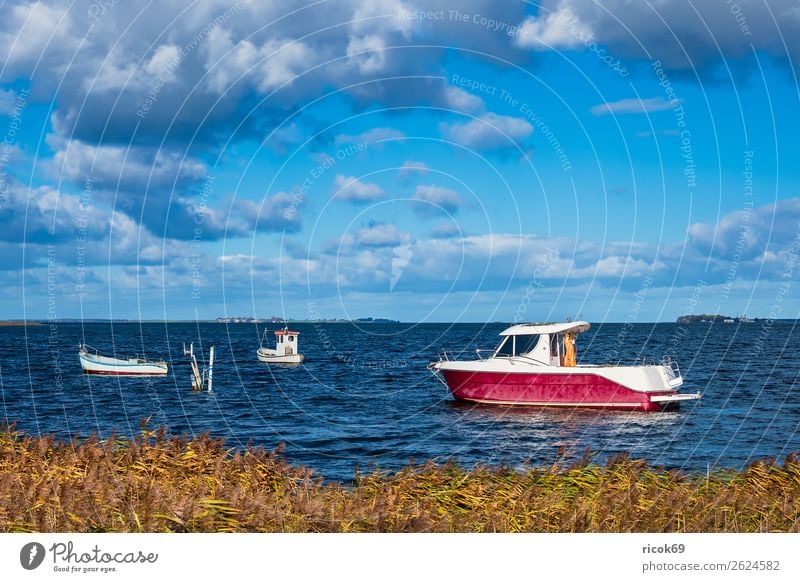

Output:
xmin=78 ymin=344 xmax=168 ymax=376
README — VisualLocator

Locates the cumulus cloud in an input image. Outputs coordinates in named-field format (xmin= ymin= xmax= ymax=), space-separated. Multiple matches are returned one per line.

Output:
xmin=688 ymin=198 xmax=800 ymax=262
xmin=324 ymin=221 xmax=411 ymax=258
xmin=352 ymin=222 xmax=409 ymax=248
xmin=398 ymin=160 xmax=430 ymax=178
xmin=80 ymin=198 xmax=797 ymax=309
xmin=50 ymin=137 xmax=207 ymax=194
xmin=412 ymin=185 xmax=464 ymax=216
xmin=0 ymin=89 xmax=19 ymax=116
xmin=332 ymin=174 xmax=386 ymax=203
xmin=0 ymin=0 xmax=531 ymax=149
xmin=590 ymin=97 xmax=682 ymax=116
xmin=231 ymin=192 xmax=303 ymax=235
xmin=515 ymin=6 xmax=591 ymax=50
xmin=0 ymin=2 xmax=78 ymax=74
xmin=0 ymin=181 xmax=106 ymax=245
xmin=204 ymin=30 xmax=314 ymax=94
xmin=346 ymin=34 xmax=388 ymax=75
xmin=444 ymin=86 xmax=485 ymax=113
xmin=0 ymin=178 xmax=188 ymax=266
xmin=439 ymin=112 xmax=534 ymax=151
xmin=516 ymin=0 xmax=800 ymax=71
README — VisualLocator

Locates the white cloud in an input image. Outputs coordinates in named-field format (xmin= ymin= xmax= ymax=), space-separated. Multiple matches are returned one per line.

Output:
xmin=353 ymin=222 xmax=408 ymax=248
xmin=347 ymin=34 xmax=387 ymax=75
xmin=0 ymin=89 xmax=18 ymax=116
xmin=334 ymin=127 xmax=405 ymax=146
xmin=439 ymin=112 xmax=533 ymax=151
xmin=144 ymin=44 xmax=182 ymax=79
xmin=515 ymin=7 xmax=592 ymax=50
xmin=332 ymin=174 xmax=386 ymax=203
xmin=399 ymin=160 xmax=430 ymax=178
xmin=688 ymin=198 xmax=800 ymax=260
xmin=0 ymin=2 xmax=77 ymax=73
xmin=517 ymin=0 xmax=800 ymax=71
xmin=205 ymin=31 xmax=313 ymax=93
xmin=445 ymin=86 xmax=485 ymax=113
xmin=591 ymin=97 xmax=682 ymax=116
xmin=412 ymin=185 xmax=464 ymax=216
xmin=50 ymin=137 xmax=207 ymax=193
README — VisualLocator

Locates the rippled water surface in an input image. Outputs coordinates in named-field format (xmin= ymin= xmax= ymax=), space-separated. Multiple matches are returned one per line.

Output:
xmin=2 ymin=321 xmax=799 ymax=480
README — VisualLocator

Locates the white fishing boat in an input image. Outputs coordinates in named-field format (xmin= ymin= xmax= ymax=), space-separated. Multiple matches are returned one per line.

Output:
xmin=78 ymin=344 xmax=168 ymax=376
xmin=257 ymin=327 xmax=304 ymax=364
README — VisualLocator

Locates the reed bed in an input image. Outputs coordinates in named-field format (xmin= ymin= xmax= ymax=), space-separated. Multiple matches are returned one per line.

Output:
xmin=1 ymin=423 xmax=799 ymax=532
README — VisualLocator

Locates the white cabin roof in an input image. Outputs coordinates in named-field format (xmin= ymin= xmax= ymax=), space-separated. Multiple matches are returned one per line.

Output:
xmin=499 ymin=321 xmax=590 ymax=336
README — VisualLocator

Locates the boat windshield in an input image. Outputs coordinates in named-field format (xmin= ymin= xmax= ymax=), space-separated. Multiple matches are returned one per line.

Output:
xmin=516 ymin=334 xmax=540 ymax=356
xmin=495 ymin=334 xmax=540 ymax=357
xmin=495 ymin=337 xmax=514 ymax=357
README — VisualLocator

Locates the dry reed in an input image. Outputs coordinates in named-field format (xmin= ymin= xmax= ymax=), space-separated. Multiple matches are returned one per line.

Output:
xmin=1 ymin=422 xmax=798 ymax=532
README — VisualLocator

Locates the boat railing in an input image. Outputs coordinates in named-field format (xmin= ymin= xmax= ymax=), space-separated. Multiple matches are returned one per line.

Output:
xmin=79 ymin=343 xmax=101 ymax=356
xmin=437 ymin=348 xmax=489 ymax=362
xmin=80 ymin=343 xmax=163 ymax=365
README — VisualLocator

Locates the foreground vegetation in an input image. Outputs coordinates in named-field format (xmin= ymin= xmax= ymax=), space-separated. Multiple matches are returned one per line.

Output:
xmin=1 ymin=424 xmax=799 ymax=532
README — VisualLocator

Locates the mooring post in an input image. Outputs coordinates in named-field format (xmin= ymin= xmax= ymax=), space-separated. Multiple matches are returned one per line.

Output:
xmin=207 ymin=346 xmax=215 ymax=392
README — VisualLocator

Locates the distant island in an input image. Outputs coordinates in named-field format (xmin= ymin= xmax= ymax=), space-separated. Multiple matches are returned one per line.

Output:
xmin=676 ymin=314 xmax=756 ymax=324
xmin=216 ymin=316 xmax=401 ymax=324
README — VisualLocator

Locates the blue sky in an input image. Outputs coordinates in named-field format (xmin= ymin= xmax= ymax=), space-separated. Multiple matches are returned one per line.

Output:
xmin=1 ymin=0 xmax=800 ymax=322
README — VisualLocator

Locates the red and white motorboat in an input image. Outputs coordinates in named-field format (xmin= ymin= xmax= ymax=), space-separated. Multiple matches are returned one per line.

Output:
xmin=429 ymin=321 xmax=700 ymax=411
xmin=79 ymin=344 xmax=169 ymax=376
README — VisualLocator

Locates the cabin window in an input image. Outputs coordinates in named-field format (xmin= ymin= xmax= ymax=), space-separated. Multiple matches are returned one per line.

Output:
xmin=550 ymin=334 xmax=559 ymax=358
xmin=515 ymin=334 xmax=539 ymax=356
xmin=495 ymin=337 xmax=514 ymax=357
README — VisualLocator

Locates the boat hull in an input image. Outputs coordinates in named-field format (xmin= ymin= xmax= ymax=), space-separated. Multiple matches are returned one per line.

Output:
xmin=440 ymin=369 xmax=678 ymax=411
xmin=79 ymin=354 xmax=168 ymax=376
xmin=256 ymin=350 xmax=305 ymax=364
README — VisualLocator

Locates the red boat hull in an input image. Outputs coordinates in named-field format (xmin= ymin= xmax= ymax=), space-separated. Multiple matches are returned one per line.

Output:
xmin=441 ymin=369 xmax=669 ymax=411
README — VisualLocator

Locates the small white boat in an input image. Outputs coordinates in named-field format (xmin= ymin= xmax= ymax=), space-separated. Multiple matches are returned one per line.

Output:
xmin=78 ymin=344 xmax=168 ymax=376
xmin=257 ymin=327 xmax=304 ymax=364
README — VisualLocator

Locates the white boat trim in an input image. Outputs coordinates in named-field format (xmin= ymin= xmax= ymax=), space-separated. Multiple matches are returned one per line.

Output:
xmin=500 ymin=321 xmax=591 ymax=336
xmin=650 ymin=393 xmax=701 ymax=403
xmin=79 ymin=354 xmax=167 ymax=369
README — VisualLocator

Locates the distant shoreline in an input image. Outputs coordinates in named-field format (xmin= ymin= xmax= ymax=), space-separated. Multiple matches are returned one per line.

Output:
xmin=3 ymin=319 xmax=799 ymax=326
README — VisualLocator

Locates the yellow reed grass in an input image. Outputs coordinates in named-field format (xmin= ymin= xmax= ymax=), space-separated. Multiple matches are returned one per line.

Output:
xmin=1 ymin=423 xmax=799 ymax=533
